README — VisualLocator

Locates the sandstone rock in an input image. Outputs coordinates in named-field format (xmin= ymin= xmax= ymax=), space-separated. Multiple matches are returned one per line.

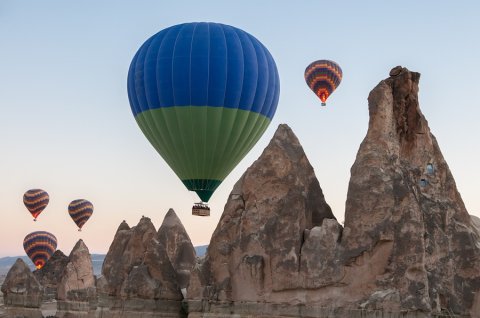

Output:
xmin=1 ymin=258 xmax=43 ymax=308
xmin=156 ymin=209 xmax=196 ymax=296
xmin=129 ymin=233 xmax=182 ymax=301
xmin=188 ymin=124 xmax=337 ymax=302
xmin=187 ymin=67 xmax=480 ymax=317
xmin=341 ymin=66 xmax=480 ymax=314
xmin=56 ymin=239 xmax=96 ymax=316
xmin=33 ymin=249 xmax=69 ymax=300
xmin=471 ymin=215 xmax=480 ymax=235
xmin=97 ymin=216 xmax=183 ymax=317
xmin=100 ymin=217 xmax=156 ymax=296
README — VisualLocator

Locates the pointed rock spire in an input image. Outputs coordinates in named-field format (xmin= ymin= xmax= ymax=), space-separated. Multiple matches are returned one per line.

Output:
xmin=191 ymin=123 xmax=336 ymax=302
xmin=1 ymin=258 xmax=43 ymax=307
xmin=157 ymin=209 xmax=196 ymax=294
xmin=342 ymin=66 xmax=480 ymax=313
xmin=57 ymin=239 xmax=96 ymax=302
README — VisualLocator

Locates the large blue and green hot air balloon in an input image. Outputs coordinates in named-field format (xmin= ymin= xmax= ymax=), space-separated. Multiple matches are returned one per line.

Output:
xmin=127 ymin=22 xmax=280 ymax=203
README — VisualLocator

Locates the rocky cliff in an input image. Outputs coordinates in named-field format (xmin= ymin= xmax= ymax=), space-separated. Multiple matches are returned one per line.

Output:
xmin=96 ymin=215 xmax=185 ymax=317
xmin=33 ymin=250 xmax=69 ymax=300
xmin=340 ymin=66 xmax=480 ymax=315
xmin=187 ymin=67 xmax=480 ymax=317
xmin=56 ymin=239 xmax=97 ymax=316
xmin=188 ymin=122 xmax=337 ymax=303
xmin=1 ymin=258 xmax=44 ymax=318
xmin=156 ymin=209 xmax=196 ymax=297
xmin=1 ymin=258 xmax=42 ymax=308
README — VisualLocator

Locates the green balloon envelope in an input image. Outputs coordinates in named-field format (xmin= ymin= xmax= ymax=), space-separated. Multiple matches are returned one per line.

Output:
xmin=127 ymin=22 xmax=280 ymax=202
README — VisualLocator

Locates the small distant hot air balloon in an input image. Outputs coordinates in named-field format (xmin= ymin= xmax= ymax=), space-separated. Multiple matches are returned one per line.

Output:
xmin=23 ymin=189 xmax=49 ymax=221
xmin=304 ymin=60 xmax=342 ymax=106
xmin=68 ymin=199 xmax=93 ymax=231
xmin=127 ymin=22 xmax=280 ymax=215
xmin=23 ymin=231 xmax=57 ymax=269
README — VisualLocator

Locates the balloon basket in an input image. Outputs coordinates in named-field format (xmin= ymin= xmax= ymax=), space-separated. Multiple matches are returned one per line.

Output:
xmin=192 ymin=202 xmax=210 ymax=217
xmin=33 ymin=219 xmax=37 ymax=222
xmin=321 ymin=102 xmax=326 ymax=107
xmin=78 ymin=229 xmax=82 ymax=232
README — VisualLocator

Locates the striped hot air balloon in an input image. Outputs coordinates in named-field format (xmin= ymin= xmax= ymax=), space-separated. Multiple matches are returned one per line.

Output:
xmin=127 ymin=22 xmax=280 ymax=206
xmin=23 ymin=231 xmax=57 ymax=269
xmin=23 ymin=189 xmax=49 ymax=221
xmin=304 ymin=60 xmax=342 ymax=106
xmin=68 ymin=199 xmax=93 ymax=231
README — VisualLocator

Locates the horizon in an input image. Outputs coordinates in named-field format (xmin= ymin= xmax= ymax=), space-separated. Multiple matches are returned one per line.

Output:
xmin=1 ymin=1 xmax=479 ymax=257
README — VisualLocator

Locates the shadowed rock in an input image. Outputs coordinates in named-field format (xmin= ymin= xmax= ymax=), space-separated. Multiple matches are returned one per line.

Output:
xmin=96 ymin=216 xmax=183 ymax=317
xmin=33 ymin=249 xmax=68 ymax=300
xmin=187 ymin=67 xmax=480 ymax=317
xmin=1 ymin=258 xmax=42 ymax=308
xmin=156 ymin=209 xmax=196 ymax=296
xmin=56 ymin=239 xmax=97 ymax=316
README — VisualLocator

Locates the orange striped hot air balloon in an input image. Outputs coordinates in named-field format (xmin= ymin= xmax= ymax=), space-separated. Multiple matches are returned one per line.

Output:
xmin=304 ymin=60 xmax=342 ymax=106
xmin=68 ymin=199 xmax=93 ymax=231
xmin=23 ymin=231 xmax=57 ymax=269
xmin=23 ymin=189 xmax=49 ymax=221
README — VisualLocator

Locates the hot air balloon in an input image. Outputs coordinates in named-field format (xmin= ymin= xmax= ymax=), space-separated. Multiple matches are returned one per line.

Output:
xmin=23 ymin=189 xmax=49 ymax=221
xmin=23 ymin=231 xmax=57 ymax=269
xmin=304 ymin=60 xmax=342 ymax=106
xmin=68 ymin=199 xmax=93 ymax=231
xmin=127 ymin=22 xmax=280 ymax=215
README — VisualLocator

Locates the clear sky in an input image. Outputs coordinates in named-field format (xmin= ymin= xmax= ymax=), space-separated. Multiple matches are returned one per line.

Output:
xmin=1 ymin=1 xmax=479 ymax=257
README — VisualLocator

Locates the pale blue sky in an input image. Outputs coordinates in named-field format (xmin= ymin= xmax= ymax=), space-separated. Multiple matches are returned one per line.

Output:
xmin=1 ymin=1 xmax=479 ymax=257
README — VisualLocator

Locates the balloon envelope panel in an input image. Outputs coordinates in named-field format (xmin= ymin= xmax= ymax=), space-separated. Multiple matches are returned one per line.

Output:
xmin=128 ymin=22 xmax=280 ymax=202
xmin=23 ymin=231 xmax=57 ymax=269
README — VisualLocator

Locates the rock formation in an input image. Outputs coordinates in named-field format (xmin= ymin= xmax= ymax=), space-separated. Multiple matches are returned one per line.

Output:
xmin=341 ymin=66 xmax=480 ymax=315
xmin=156 ymin=209 xmax=196 ymax=297
xmin=97 ymin=216 xmax=184 ymax=317
xmin=56 ymin=239 xmax=97 ymax=316
xmin=188 ymin=67 xmax=480 ymax=317
xmin=1 ymin=258 xmax=43 ymax=308
xmin=33 ymin=249 xmax=69 ymax=300
xmin=188 ymin=123 xmax=337 ymax=303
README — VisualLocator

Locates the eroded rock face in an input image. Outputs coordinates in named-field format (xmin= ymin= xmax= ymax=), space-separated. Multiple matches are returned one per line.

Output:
xmin=156 ymin=209 xmax=196 ymax=295
xmin=188 ymin=67 xmax=480 ymax=317
xmin=56 ymin=239 xmax=96 ymax=315
xmin=33 ymin=249 xmax=69 ymax=300
xmin=189 ymin=124 xmax=337 ymax=302
xmin=100 ymin=217 xmax=156 ymax=296
xmin=471 ymin=215 xmax=480 ymax=235
xmin=341 ymin=66 xmax=480 ymax=314
xmin=1 ymin=258 xmax=42 ymax=307
xmin=97 ymin=216 xmax=183 ymax=317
